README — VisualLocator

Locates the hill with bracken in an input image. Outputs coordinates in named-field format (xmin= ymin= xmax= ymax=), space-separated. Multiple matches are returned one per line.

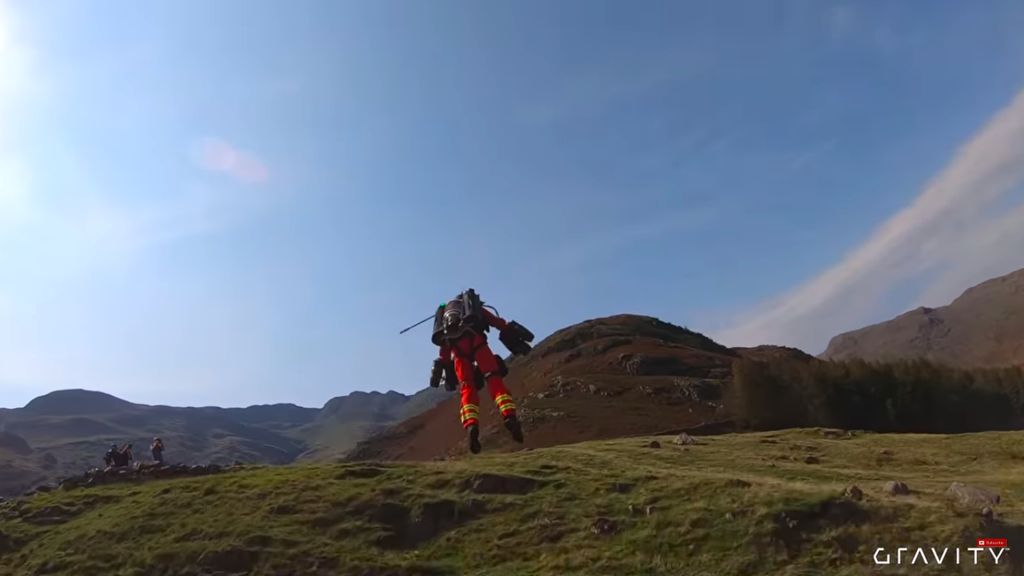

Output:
xmin=348 ymin=315 xmax=811 ymax=462
xmin=822 ymin=267 xmax=1024 ymax=367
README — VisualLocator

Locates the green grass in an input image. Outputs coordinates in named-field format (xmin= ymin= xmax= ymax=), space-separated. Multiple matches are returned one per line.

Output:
xmin=4 ymin=429 xmax=1024 ymax=575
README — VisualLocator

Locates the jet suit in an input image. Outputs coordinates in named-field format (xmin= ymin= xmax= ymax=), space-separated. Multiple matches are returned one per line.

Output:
xmin=430 ymin=290 xmax=534 ymax=453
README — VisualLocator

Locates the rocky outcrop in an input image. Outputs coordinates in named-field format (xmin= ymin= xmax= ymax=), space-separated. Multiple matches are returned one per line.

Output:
xmin=883 ymin=481 xmax=910 ymax=496
xmin=946 ymin=482 xmax=1000 ymax=510
xmin=843 ymin=485 xmax=863 ymax=501
xmin=673 ymin=433 xmax=699 ymax=446
xmin=42 ymin=462 xmax=242 ymax=494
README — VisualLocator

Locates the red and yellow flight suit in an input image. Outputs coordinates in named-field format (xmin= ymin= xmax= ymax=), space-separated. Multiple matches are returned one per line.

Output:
xmin=438 ymin=308 xmax=517 ymax=429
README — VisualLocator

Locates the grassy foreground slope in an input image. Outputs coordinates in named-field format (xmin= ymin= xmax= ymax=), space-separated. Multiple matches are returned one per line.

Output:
xmin=4 ymin=430 xmax=1024 ymax=576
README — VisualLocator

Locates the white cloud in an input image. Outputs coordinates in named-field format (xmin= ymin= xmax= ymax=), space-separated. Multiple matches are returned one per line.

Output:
xmin=0 ymin=1 xmax=37 ymax=228
xmin=914 ymin=199 xmax=1024 ymax=307
xmin=193 ymin=137 xmax=270 ymax=185
xmin=0 ymin=1 xmax=34 ymax=108
xmin=715 ymin=87 xmax=1024 ymax=352
xmin=0 ymin=1 xmax=36 ymax=330
xmin=71 ymin=191 xmax=219 ymax=258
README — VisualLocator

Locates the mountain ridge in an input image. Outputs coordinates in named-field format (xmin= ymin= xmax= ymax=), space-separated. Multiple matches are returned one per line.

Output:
xmin=822 ymin=267 xmax=1024 ymax=366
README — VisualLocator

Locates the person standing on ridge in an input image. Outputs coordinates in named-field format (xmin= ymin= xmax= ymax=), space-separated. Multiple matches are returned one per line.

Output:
xmin=121 ymin=443 xmax=134 ymax=466
xmin=429 ymin=289 xmax=535 ymax=454
xmin=103 ymin=444 xmax=118 ymax=467
xmin=111 ymin=444 xmax=129 ymax=467
xmin=151 ymin=437 xmax=165 ymax=464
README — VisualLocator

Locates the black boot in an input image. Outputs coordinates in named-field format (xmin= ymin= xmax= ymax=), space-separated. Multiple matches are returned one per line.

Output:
xmin=504 ymin=414 xmax=524 ymax=443
xmin=467 ymin=424 xmax=481 ymax=454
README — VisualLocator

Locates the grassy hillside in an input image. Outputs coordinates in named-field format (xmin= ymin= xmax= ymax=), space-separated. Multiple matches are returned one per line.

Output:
xmin=4 ymin=429 xmax=1024 ymax=575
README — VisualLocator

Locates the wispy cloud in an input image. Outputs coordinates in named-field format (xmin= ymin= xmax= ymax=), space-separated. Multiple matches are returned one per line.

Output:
xmin=558 ymin=208 xmax=715 ymax=266
xmin=193 ymin=137 xmax=270 ymax=185
xmin=0 ymin=1 xmax=38 ymax=229
xmin=715 ymin=87 xmax=1024 ymax=352
xmin=0 ymin=1 xmax=35 ymax=111
xmin=69 ymin=187 xmax=232 ymax=260
xmin=791 ymin=137 xmax=838 ymax=171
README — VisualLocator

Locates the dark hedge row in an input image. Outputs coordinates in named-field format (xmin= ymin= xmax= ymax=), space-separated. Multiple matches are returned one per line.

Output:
xmin=730 ymin=358 xmax=1024 ymax=433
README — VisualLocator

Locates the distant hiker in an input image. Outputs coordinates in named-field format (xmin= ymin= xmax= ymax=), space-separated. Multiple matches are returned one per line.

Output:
xmin=111 ymin=445 xmax=129 ymax=467
xmin=110 ymin=443 xmax=134 ymax=467
xmin=151 ymin=437 xmax=165 ymax=464
xmin=103 ymin=444 xmax=118 ymax=467
xmin=429 ymin=289 xmax=534 ymax=454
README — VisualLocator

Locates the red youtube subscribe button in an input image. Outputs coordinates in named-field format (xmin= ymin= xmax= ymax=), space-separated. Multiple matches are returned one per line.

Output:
xmin=978 ymin=538 xmax=1008 ymax=548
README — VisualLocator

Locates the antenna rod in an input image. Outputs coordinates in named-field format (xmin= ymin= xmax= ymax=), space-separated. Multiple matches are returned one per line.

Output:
xmin=399 ymin=313 xmax=436 ymax=335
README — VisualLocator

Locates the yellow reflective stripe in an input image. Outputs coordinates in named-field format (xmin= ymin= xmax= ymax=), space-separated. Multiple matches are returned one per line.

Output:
xmin=494 ymin=394 xmax=516 ymax=411
xmin=460 ymin=404 xmax=479 ymax=422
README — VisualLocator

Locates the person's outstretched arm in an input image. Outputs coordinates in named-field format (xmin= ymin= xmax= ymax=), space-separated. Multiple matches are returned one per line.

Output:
xmin=480 ymin=308 xmax=508 ymax=331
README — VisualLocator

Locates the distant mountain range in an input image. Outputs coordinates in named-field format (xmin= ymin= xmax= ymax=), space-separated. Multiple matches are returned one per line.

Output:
xmin=0 ymin=387 xmax=448 ymax=496
xmin=6 ymin=267 xmax=1023 ymax=497
xmin=823 ymin=267 xmax=1024 ymax=367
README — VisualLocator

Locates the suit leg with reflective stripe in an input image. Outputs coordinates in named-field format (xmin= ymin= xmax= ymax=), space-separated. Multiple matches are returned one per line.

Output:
xmin=453 ymin=339 xmax=480 ymax=428
xmin=473 ymin=337 xmax=517 ymax=418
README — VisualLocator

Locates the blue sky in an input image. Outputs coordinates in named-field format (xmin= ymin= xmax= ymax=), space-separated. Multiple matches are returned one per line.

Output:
xmin=2 ymin=1 xmax=1024 ymax=408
